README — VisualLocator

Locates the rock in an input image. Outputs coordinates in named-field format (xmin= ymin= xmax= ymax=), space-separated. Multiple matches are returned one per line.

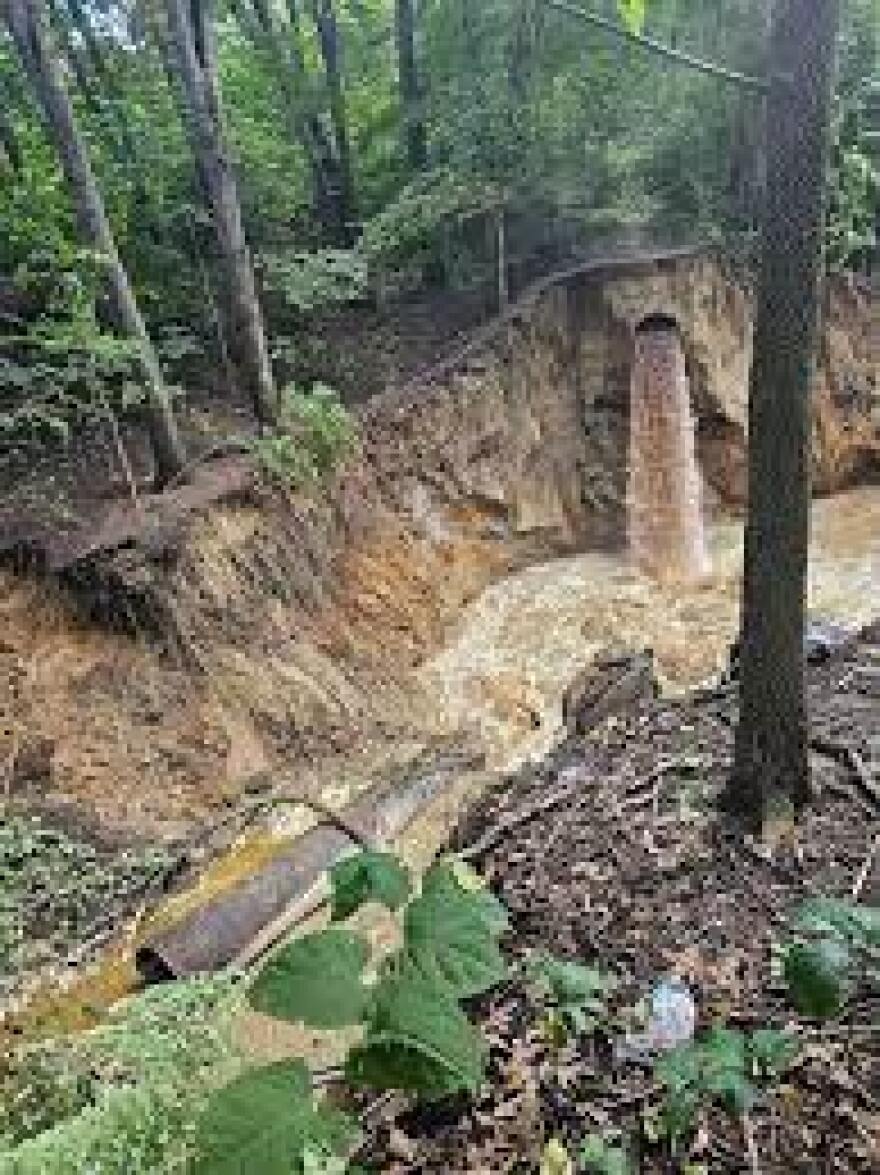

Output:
xmin=725 ymin=619 xmax=854 ymax=681
xmin=10 ymin=734 xmax=54 ymax=792
xmin=562 ymin=648 xmax=658 ymax=737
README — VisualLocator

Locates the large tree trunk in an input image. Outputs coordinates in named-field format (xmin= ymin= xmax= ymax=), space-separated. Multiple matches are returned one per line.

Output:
xmin=727 ymin=0 xmax=839 ymax=829
xmin=395 ymin=0 xmax=427 ymax=172
xmin=2 ymin=0 xmax=186 ymax=483
xmin=164 ymin=0 xmax=277 ymax=423
xmin=309 ymin=0 xmax=355 ymax=243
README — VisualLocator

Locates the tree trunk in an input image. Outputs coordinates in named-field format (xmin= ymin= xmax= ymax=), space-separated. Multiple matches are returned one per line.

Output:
xmin=395 ymin=0 xmax=427 ymax=172
xmin=232 ymin=0 xmax=348 ymax=244
xmin=0 ymin=106 xmax=21 ymax=173
xmin=163 ymin=0 xmax=277 ymax=423
xmin=727 ymin=0 xmax=839 ymax=829
xmin=2 ymin=0 xmax=186 ymax=483
xmin=309 ymin=0 xmax=355 ymax=243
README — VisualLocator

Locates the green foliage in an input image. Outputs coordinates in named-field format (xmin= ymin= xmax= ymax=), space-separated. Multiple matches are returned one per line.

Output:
xmin=248 ymin=927 xmax=370 ymax=1029
xmin=528 ymin=953 xmax=615 ymax=1037
xmin=249 ymin=384 xmax=357 ymax=489
xmin=192 ymin=1061 xmax=357 ymax=1175
xmin=330 ymin=851 xmax=412 ymax=921
xmin=262 ymin=250 xmax=368 ymax=314
xmin=655 ymin=1026 xmax=797 ymax=1144
xmin=580 ymin=1132 xmax=632 ymax=1175
xmin=782 ymin=897 xmax=878 ymax=1019
xmin=205 ymin=852 xmax=508 ymax=1171
xmin=0 ymin=978 xmax=243 ymax=1173
xmin=345 ymin=959 xmax=486 ymax=1096
xmin=0 ymin=813 xmax=174 ymax=989
xmin=616 ymin=0 xmax=647 ymax=36
xmin=402 ymin=859 xmax=509 ymax=998
xmin=360 ymin=168 xmax=502 ymax=264
xmin=540 ymin=1137 xmax=575 ymax=1175
xmin=794 ymin=897 xmax=880 ymax=946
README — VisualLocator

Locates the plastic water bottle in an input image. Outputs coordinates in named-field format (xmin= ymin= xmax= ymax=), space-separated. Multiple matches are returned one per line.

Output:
xmin=646 ymin=977 xmax=696 ymax=1051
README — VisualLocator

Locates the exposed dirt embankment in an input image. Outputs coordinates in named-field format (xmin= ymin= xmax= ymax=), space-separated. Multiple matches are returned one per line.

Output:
xmin=1 ymin=256 xmax=877 ymax=854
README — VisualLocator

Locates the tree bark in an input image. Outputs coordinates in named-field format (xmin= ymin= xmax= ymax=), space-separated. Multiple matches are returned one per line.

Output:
xmin=2 ymin=0 xmax=186 ymax=483
xmin=309 ymin=0 xmax=356 ymax=243
xmin=395 ymin=0 xmax=427 ymax=172
xmin=727 ymin=0 xmax=839 ymax=829
xmin=163 ymin=0 xmax=277 ymax=423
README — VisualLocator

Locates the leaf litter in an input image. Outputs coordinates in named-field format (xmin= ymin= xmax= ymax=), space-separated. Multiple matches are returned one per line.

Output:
xmin=357 ymin=624 xmax=879 ymax=1172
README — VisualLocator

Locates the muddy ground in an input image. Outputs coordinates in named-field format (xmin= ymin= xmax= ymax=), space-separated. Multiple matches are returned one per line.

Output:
xmin=359 ymin=625 xmax=880 ymax=1173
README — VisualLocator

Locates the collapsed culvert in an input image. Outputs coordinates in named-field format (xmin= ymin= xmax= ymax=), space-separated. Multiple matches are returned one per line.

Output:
xmin=135 ymin=747 xmax=483 ymax=983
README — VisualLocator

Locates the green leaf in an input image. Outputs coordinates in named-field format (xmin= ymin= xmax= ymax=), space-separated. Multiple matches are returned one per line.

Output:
xmin=794 ymin=899 xmax=880 ymax=947
xmin=423 ymin=859 xmax=510 ymax=936
xmin=784 ymin=938 xmax=852 ymax=1019
xmin=248 ymin=927 xmax=370 ymax=1029
xmin=529 ymin=953 xmax=613 ymax=1005
xmin=659 ymin=1081 xmax=700 ymax=1144
xmin=193 ymin=1061 xmax=356 ymax=1174
xmin=330 ymin=851 xmax=411 ymax=921
xmin=617 ymin=0 xmax=647 ymax=35
xmin=748 ymin=1029 xmax=799 ymax=1077
xmin=403 ymin=862 xmax=508 ymax=999
xmin=655 ymin=1040 xmax=699 ymax=1089
xmin=693 ymin=1029 xmax=752 ymax=1114
xmin=580 ymin=1133 xmax=631 ymax=1175
xmin=346 ymin=963 xmax=486 ymax=1097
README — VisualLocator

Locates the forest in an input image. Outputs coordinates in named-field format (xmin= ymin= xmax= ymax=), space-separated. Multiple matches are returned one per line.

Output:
xmin=0 ymin=0 xmax=876 ymax=476
xmin=0 ymin=0 xmax=879 ymax=1173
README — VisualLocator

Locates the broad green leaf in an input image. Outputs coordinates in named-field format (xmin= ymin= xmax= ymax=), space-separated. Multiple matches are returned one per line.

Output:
xmin=403 ymin=861 xmax=509 ymax=998
xmin=696 ymin=1030 xmax=752 ymax=1112
xmin=784 ymin=939 xmax=852 ymax=1019
xmin=346 ymin=963 xmax=486 ymax=1097
xmin=193 ymin=1061 xmax=356 ymax=1174
xmin=249 ymin=927 xmax=369 ymax=1029
xmin=330 ymin=851 xmax=411 ymax=921
xmin=404 ymin=893 xmax=506 ymax=999
xmin=422 ymin=859 xmax=510 ymax=936
xmin=655 ymin=1041 xmax=700 ymax=1095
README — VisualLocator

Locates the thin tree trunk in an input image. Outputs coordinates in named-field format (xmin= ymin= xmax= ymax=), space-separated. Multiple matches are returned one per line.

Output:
xmin=496 ymin=208 xmax=509 ymax=309
xmin=163 ymin=0 xmax=277 ymax=423
xmin=2 ymin=0 xmax=186 ymax=483
xmin=0 ymin=106 xmax=21 ymax=172
xmin=395 ymin=0 xmax=427 ymax=172
xmin=727 ymin=0 xmax=839 ymax=829
xmin=309 ymin=0 xmax=355 ymax=242
xmin=232 ymin=0 xmax=348 ymax=244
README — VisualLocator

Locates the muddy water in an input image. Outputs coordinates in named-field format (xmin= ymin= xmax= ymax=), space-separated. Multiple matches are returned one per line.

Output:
xmin=8 ymin=488 xmax=877 ymax=1043
xmin=628 ymin=325 xmax=709 ymax=582
xmin=418 ymin=486 xmax=880 ymax=773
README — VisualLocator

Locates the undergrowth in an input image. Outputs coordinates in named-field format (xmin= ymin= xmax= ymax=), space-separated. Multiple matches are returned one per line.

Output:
xmin=0 ymin=814 xmax=174 ymax=992
xmin=249 ymin=383 xmax=356 ymax=490
xmin=0 ymin=977 xmax=243 ymax=1173
xmin=1 ymin=836 xmax=875 ymax=1174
